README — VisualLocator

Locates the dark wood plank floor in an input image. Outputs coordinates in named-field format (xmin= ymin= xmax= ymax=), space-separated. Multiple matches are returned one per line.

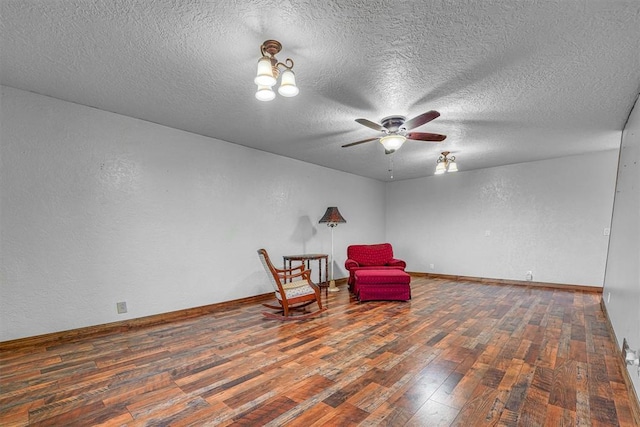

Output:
xmin=1 ymin=277 xmax=637 ymax=426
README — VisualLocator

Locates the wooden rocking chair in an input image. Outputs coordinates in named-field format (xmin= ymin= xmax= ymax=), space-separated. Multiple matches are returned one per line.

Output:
xmin=257 ymin=249 xmax=325 ymax=320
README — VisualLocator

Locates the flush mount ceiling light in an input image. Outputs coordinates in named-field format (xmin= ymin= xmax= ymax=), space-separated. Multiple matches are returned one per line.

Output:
xmin=435 ymin=151 xmax=458 ymax=175
xmin=255 ymin=40 xmax=299 ymax=101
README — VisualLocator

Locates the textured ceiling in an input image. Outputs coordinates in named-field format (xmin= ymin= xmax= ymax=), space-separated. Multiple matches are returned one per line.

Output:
xmin=2 ymin=0 xmax=639 ymax=181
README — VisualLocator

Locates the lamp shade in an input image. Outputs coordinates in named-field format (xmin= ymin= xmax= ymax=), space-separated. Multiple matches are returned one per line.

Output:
xmin=278 ymin=69 xmax=299 ymax=97
xmin=435 ymin=161 xmax=446 ymax=175
xmin=255 ymin=56 xmax=277 ymax=87
xmin=448 ymin=160 xmax=458 ymax=172
xmin=319 ymin=207 xmax=346 ymax=225
xmin=379 ymin=135 xmax=406 ymax=153
xmin=255 ymin=85 xmax=276 ymax=101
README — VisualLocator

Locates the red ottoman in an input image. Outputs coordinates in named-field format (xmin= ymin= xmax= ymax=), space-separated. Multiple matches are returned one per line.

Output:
xmin=354 ymin=270 xmax=411 ymax=302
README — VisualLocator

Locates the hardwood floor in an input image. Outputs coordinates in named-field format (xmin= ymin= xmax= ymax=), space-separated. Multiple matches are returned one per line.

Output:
xmin=1 ymin=277 xmax=638 ymax=426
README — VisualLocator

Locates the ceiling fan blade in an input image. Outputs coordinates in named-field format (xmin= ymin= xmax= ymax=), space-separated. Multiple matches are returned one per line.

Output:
xmin=341 ymin=137 xmax=380 ymax=148
xmin=355 ymin=118 xmax=385 ymax=132
xmin=406 ymin=132 xmax=447 ymax=142
xmin=402 ymin=110 xmax=440 ymax=131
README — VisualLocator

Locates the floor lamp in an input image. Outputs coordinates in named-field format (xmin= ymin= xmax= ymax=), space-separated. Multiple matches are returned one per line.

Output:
xmin=319 ymin=207 xmax=347 ymax=292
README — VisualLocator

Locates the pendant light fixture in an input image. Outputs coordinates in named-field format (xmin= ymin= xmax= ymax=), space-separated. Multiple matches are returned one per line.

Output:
xmin=254 ymin=40 xmax=299 ymax=101
xmin=435 ymin=151 xmax=458 ymax=174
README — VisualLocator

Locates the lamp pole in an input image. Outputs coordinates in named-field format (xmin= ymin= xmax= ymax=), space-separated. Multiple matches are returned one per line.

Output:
xmin=327 ymin=222 xmax=339 ymax=292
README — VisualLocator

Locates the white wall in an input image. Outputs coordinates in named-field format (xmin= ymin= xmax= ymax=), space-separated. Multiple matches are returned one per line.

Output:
xmin=604 ymin=96 xmax=640 ymax=395
xmin=385 ymin=151 xmax=619 ymax=286
xmin=0 ymin=84 xmax=627 ymax=345
xmin=0 ymin=86 xmax=386 ymax=341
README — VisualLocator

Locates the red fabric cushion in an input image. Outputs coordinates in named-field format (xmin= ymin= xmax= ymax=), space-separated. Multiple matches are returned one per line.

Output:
xmin=358 ymin=284 xmax=411 ymax=302
xmin=355 ymin=269 xmax=411 ymax=285
xmin=347 ymin=243 xmax=394 ymax=266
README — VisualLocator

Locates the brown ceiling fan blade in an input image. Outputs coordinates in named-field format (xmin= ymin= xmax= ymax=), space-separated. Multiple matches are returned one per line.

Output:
xmin=341 ymin=137 xmax=380 ymax=148
xmin=406 ymin=132 xmax=447 ymax=142
xmin=402 ymin=110 xmax=440 ymax=130
xmin=355 ymin=118 xmax=385 ymax=132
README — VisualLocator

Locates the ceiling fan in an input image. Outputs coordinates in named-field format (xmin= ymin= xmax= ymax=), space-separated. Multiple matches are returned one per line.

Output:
xmin=342 ymin=110 xmax=446 ymax=154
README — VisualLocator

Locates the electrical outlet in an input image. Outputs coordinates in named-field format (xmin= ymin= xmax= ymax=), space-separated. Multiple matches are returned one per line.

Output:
xmin=525 ymin=271 xmax=533 ymax=281
xmin=607 ymin=292 xmax=611 ymax=303
xmin=116 ymin=301 xmax=127 ymax=314
xmin=429 ymin=263 xmax=435 ymax=270
xmin=622 ymin=338 xmax=640 ymax=375
xmin=603 ymin=228 xmax=610 ymax=236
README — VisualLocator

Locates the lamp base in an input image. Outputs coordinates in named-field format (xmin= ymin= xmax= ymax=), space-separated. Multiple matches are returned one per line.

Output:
xmin=327 ymin=280 xmax=340 ymax=292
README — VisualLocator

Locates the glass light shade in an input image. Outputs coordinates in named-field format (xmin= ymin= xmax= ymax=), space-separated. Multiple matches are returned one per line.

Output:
xmin=255 ymin=85 xmax=275 ymax=101
xmin=435 ymin=161 xmax=446 ymax=175
xmin=278 ymin=69 xmax=299 ymax=97
xmin=379 ymin=135 xmax=406 ymax=153
xmin=447 ymin=160 xmax=458 ymax=172
xmin=255 ymin=56 xmax=277 ymax=87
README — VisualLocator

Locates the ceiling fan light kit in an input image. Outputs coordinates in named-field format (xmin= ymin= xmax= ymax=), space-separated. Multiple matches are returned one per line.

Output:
xmin=343 ymin=110 xmax=446 ymax=154
xmin=254 ymin=40 xmax=298 ymax=101
xmin=379 ymin=134 xmax=406 ymax=153
xmin=435 ymin=151 xmax=457 ymax=175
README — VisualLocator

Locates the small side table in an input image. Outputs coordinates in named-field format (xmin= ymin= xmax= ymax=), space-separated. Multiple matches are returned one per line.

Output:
xmin=283 ymin=253 xmax=329 ymax=289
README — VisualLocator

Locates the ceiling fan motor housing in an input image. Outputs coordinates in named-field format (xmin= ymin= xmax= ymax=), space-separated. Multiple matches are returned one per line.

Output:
xmin=381 ymin=115 xmax=406 ymax=133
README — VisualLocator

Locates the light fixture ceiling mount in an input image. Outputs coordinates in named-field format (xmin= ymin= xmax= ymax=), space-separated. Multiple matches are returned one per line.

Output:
xmin=261 ymin=39 xmax=282 ymax=57
xmin=255 ymin=39 xmax=299 ymax=101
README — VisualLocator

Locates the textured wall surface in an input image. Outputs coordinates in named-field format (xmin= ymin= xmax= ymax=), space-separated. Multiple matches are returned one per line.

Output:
xmin=604 ymin=97 xmax=640 ymax=396
xmin=385 ymin=151 xmax=619 ymax=286
xmin=0 ymin=84 xmax=629 ymax=345
xmin=0 ymin=86 xmax=386 ymax=341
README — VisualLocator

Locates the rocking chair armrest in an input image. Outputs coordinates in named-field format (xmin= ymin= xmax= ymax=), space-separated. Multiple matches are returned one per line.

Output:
xmin=277 ymin=268 xmax=312 ymax=282
xmin=273 ymin=264 xmax=306 ymax=274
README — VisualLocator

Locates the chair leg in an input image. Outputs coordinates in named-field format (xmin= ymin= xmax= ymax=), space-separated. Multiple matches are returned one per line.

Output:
xmin=262 ymin=297 xmax=326 ymax=321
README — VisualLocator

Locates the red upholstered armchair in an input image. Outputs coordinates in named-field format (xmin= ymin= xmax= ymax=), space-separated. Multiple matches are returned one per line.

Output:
xmin=345 ymin=243 xmax=406 ymax=292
